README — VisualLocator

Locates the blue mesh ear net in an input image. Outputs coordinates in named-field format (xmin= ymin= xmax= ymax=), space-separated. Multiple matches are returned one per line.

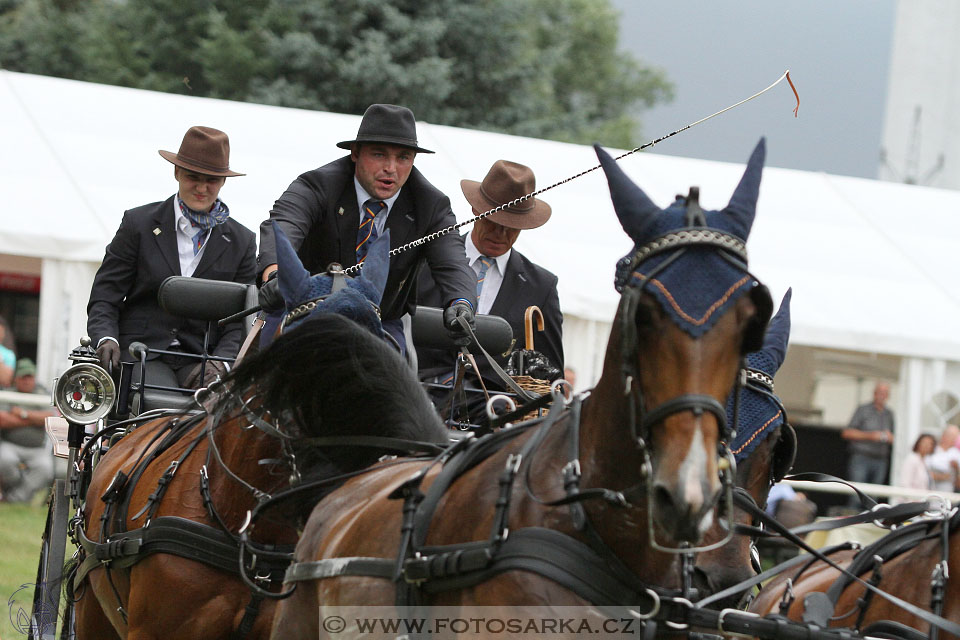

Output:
xmin=599 ymin=139 xmax=766 ymax=338
xmin=728 ymin=289 xmax=792 ymax=463
xmin=271 ymin=222 xmax=387 ymax=339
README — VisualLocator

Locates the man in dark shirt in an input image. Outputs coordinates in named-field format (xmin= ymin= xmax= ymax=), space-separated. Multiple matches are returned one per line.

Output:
xmin=841 ymin=381 xmax=895 ymax=487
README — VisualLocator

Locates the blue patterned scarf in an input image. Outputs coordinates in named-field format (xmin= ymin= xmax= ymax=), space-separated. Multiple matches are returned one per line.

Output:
xmin=178 ymin=197 xmax=230 ymax=255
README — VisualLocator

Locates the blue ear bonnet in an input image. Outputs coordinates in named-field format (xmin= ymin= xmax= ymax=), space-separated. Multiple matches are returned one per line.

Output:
xmin=728 ymin=289 xmax=792 ymax=463
xmin=600 ymin=139 xmax=765 ymax=339
xmin=273 ymin=221 xmax=388 ymax=338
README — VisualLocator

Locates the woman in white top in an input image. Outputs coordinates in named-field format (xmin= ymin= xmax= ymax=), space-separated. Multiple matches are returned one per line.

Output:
xmin=899 ymin=433 xmax=936 ymax=492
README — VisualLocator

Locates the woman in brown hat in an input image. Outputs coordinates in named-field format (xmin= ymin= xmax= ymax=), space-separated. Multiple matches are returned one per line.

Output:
xmin=416 ymin=160 xmax=564 ymax=416
xmin=86 ymin=126 xmax=257 ymax=389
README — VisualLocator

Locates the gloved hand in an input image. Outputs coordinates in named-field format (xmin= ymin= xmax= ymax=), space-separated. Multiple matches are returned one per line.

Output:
xmin=96 ymin=340 xmax=121 ymax=372
xmin=258 ymin=273 xmax=283 ymax=312
xmin=443 ymin=299 xmax=476 ymax=347
xmin=184 ymin=360 xmax=228 ymax=389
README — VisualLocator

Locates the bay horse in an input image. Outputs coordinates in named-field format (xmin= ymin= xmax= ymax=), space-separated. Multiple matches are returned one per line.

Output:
xmin=72 ymin=228 xmax=449 ymax=640
xmin=692 ymin=289 xmax=799 ymax=610
xmin=747 ymin=504 xmax=960 ymax=639
xmin=269 ymin=140 xmax=774 ymax=637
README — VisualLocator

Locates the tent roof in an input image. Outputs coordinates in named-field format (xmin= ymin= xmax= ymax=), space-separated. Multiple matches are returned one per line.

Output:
xmin=2 ymin=70 xmax=958 ymax=360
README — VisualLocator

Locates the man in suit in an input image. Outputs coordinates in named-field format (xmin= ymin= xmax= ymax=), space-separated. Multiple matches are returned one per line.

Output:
xmin=87 ymin=126 xmax=257 ymax=389
xmin=417 ymin=160 xmax=563 ymax=416
xmin=257 ymin=104 xmax=477 ymax=353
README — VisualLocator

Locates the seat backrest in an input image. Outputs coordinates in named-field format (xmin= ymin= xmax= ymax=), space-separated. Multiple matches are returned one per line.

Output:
xmin=157 ymin=276 xmax=249 ymax=322
xmin=411 ymin=306 xmax=514 ymax=355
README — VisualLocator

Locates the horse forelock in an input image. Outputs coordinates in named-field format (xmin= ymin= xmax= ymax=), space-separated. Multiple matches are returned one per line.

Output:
xmin=222 ymin=314 xmax=445 ymax=450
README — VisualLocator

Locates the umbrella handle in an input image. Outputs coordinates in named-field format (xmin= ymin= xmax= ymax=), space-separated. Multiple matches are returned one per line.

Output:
xmin=524 ymin=306 xmax=544 ymax=351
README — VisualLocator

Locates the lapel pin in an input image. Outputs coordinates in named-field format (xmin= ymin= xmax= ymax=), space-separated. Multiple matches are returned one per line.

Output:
xmin=338 ymin=206 xmax=345 ymax=216
xmin=153 ymin=228 xmax=161 ymax=236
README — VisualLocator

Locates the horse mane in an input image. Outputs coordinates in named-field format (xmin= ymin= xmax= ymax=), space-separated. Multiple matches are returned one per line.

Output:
xmin=219 ymin=313 xmax=448 ymax=475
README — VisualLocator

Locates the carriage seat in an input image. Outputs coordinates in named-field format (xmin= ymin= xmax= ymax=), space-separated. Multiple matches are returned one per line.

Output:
xmin=411 ymin=306 xmax=513 ymax=355
xmin=130 ymin=278 xmax=257 ymax=414
xmin=157 ymin=276 xmax=257 ymax=336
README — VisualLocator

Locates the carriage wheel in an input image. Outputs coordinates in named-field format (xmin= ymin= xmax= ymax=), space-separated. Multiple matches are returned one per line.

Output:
xmin=27 ymin=478 xmax=71 ymax=640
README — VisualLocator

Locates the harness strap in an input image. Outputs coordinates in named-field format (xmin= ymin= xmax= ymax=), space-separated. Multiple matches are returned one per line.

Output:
xmin=74 ymin=516 xmax=293 ymax=590
xmin=230 ymin=593 xmax=264 ymax=640
xmin=285 ymin=527 xmax=664 ymax=609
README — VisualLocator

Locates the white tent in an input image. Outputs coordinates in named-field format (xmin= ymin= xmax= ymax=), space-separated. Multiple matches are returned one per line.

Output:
xmin=3 ymin=70 xmax=959 ymax=471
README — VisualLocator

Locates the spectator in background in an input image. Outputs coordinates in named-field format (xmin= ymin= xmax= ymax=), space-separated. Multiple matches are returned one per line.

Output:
xmin=0 ymin=359 xmax=56 ymax=502
xmin=0 ymin=318 xmax=15 ymax=387
xmin=926 ymin=424 xmax=960 ymax=493
xmin=898 ymin=433 xmax=935 ymax=492
xmin=841 ymin=382 xmax=894 ymax=487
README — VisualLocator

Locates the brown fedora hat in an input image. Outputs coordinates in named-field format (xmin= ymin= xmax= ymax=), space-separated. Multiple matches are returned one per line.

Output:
xmin=158 ymin=126 xmax=244 ymax=177
xmin=337 ymin=104 xmax=434 ymax=154
xmin=462 ymin=160 xmax=551 ymax=230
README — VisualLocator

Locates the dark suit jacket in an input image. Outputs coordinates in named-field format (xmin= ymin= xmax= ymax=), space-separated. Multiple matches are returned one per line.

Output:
xmin=417 ymin=234 xmax=563 ymax=389
xmin=87 ymin=196 xmax=257 ymax=359
xmin=257 ymin=156 xmax=476 ymax=321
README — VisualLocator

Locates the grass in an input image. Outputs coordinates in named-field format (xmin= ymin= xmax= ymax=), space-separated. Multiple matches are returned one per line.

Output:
xmin=0 ymin=497 xmax=55 ymax=640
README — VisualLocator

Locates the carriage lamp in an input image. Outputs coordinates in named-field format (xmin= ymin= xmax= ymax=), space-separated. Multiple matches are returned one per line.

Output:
xmin=53 ymin=362 xmax=117 ymax=424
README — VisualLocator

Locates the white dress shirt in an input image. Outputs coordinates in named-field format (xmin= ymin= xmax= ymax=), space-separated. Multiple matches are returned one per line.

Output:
xmin=174 ymin=198 xmax=211 ymax=277
xmin=354 ymin=179 xmax=401 ymax=236
xmin=464 ymin=233 xmax=511 ymax=315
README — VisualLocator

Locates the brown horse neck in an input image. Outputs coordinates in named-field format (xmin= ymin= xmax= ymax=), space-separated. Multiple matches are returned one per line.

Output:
xmin=205 ymin=410 xmax=292 ymax=532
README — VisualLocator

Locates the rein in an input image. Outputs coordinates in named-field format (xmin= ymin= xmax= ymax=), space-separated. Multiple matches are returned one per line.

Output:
xmin=341 ymin=71 xmax=799 ymax=277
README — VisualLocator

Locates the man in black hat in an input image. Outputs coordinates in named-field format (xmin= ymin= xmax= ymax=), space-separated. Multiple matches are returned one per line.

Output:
xmin=257 ymin=104 xmax=477 ymax=352
xmin=416 ymin=160 xmax=563 ymax=415
xmin=87 ymin=126 xmax=257 ymax=389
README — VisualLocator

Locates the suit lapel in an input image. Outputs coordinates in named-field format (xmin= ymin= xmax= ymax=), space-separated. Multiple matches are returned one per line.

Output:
xmin=153 ymin=197 xmax=181 ymax=275
xmin=489 ymin=251 xmax=525 ymax=317
xmin=192 ymin=224 xmax=231 ymax=278
xmin=385 ymin=188 xmax=416 ymax=250
xmin=334 ymin=188 xmax=360 ymax=267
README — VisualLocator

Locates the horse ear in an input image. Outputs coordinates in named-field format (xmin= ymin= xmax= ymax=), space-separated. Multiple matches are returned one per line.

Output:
xmin=762 ymin=287 xmax=792 ymax=371
xmin=360 ymin=229 xmax=390 ymax=303
xmin=272 ymin=221 xmax=311 ymax=306
xmin=595 ymin=144 xmax=660 ymax=241
xmin=724 ymin=137 xmax=766 ymax=241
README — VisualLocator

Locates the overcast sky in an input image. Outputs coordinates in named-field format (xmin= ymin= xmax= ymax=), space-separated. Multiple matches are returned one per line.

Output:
xmin=612 ymin=1 xmax=897 ymax=179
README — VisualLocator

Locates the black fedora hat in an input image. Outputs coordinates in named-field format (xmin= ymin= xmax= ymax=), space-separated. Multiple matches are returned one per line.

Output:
xmin=337 ymin=104 xmax=434 ymax=154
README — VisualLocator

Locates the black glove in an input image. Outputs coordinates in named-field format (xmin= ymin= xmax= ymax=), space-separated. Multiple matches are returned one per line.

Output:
xmin=96 ymin=340 xmax=120 ymax=372
xmin=258 ymin=273 xmax=284 ymax=312
xmin=443 ymin=300 xmax=476 ymax=347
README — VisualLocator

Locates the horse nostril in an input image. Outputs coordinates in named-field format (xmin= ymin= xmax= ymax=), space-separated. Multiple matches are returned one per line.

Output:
xmin=653 ymin=484 xmax=675 ymax=515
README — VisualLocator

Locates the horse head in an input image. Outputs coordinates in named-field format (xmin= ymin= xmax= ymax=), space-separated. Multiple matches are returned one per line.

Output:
xmin=591 ymin=140 xmax=773 ymax=548
xmin=270 ymin=220 xmax=389 ymax=341
xmin=695 ymin=289 xmax=795 ymax=605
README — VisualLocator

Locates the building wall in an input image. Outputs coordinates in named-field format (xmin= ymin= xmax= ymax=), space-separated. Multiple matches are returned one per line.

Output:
xmin=880 ymin=1 xmax=960 ymax=188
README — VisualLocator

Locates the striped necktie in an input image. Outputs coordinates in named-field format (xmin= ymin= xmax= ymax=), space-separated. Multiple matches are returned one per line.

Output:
xmin=356 ymin=199 xmax=386 ymax=263
xmin=476 ymin=255 xmax=493 ymax=297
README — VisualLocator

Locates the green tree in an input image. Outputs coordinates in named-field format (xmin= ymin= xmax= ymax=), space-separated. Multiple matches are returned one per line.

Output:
xmin=0 ymin=0 xmax=672 ymax=147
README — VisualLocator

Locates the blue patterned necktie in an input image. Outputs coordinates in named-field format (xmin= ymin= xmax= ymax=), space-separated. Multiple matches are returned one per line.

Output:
xmin=476 ymin=255 xmax=493 ymax=297
xmin=356 ymin=199 xmax=386 ymax=263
